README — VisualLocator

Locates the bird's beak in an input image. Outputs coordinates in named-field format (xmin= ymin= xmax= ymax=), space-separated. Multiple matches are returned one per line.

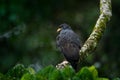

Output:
xmin=57 ymin=28 xmax=62 ymax=32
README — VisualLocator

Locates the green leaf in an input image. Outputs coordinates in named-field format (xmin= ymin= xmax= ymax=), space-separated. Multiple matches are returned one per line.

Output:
xmin=76 ymin=67 xmax=93 ymax=80
xmin=6 ymin=64 xmax=27 ymax=80
xmin=60 ymin=66 xmax=75 ymax=80
xmin=27 ymin=67 xmax=36 ymax=74
xmin=36 ymin=65 xmax=55 ymax=80
xmin=49 ymin=69 xmax=63 ymax=80
xmin=21 ymin=67 xmax=36 ymax=80
xmin=21 ymin=73 xmax=36 ymax=80
xmin=88 ymin=66 xmax=98 ymax=80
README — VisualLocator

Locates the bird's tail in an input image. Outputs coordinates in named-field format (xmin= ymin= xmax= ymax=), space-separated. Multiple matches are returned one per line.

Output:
xmin=70 ymin=61 xmax=79 ymax=72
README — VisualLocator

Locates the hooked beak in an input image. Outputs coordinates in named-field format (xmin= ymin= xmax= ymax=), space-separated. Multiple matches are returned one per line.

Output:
xmin=57 ymin=28 xmax=62 ymax=32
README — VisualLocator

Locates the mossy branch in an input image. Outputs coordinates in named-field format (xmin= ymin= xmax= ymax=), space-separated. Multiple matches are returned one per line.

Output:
xmin=80 ymin=0 xmax=112 ymax=60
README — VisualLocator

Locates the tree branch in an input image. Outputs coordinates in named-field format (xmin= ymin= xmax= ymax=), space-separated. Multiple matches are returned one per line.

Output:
xmin=79 ymin=0 xmax=112 ymax=61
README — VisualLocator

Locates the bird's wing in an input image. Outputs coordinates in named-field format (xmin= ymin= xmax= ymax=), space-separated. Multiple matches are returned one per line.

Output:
xmin=56 ymin=35 xmax=62 ymax=51
xmin=61 ymin=42 xmax=80 ymax=62
xmin=56 ymin=35 xmax=60 ymax=47
xmin=67 ymin=30 xmax=81 ymax=49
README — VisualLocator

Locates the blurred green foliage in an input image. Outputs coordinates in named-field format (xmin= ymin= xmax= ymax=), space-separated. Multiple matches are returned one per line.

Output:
xmin=0 ymin=64 xmax=112 ymax=80
xmin=0 ymin=0 xmax=120 ymax=79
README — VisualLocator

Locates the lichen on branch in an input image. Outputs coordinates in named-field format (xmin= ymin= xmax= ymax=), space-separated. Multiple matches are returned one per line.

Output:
xmin=80 ymin=0 xmax=112 ymax=60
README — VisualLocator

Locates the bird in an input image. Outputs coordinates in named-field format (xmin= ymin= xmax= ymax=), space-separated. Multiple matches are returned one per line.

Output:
xmin=56 ymin=23 xmax=81 ymax=72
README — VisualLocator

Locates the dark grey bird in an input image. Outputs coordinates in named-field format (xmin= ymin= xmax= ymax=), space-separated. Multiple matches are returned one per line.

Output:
xmin=56 ymin=23 xmax=81 ymax=72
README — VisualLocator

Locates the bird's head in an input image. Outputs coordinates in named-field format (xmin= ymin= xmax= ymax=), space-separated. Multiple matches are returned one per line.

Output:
xmin=57 ymin=23 xmax=71 ymax=32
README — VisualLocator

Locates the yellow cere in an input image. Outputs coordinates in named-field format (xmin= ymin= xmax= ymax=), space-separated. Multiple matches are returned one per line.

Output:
xmin=57 ymin=28 xmax=62 ymax=32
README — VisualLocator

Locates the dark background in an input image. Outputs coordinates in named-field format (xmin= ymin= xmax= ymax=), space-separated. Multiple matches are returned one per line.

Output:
xmin=0 ymin=0 xmax=120 ymax=79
